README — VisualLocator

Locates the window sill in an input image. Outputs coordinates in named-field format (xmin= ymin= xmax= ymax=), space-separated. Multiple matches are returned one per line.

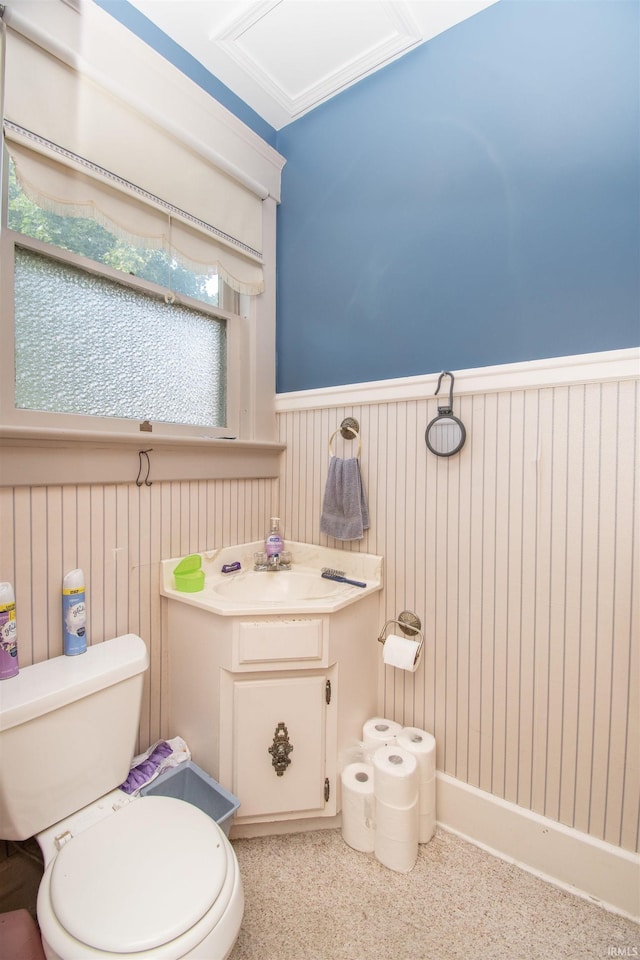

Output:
xmin=0 ymin=426 xmax=285 ymax=487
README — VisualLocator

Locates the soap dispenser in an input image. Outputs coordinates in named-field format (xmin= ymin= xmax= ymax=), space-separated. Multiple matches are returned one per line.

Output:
xmin=265 ymin=517 xmax=284 ymax=559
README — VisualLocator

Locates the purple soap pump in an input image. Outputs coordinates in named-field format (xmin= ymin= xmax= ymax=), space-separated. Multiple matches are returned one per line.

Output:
xmin=265 ymin=517 xmax=284 ymax=559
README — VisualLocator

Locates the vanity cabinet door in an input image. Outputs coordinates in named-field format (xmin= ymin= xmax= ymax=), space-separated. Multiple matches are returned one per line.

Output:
xmin=232 ymin=675 xmax=328 ymax=818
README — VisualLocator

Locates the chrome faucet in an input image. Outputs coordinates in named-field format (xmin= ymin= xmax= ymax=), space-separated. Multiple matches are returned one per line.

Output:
xmin=254 ymin=551 xmax=291 ymax=572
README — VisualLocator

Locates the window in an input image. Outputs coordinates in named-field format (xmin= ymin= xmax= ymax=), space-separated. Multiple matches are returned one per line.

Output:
xmin=2 ymin=151 xmax=246 ymax=439
xmin=0 ymin=2 xmax=281 ymax=477
xmin=14 ymin=246 xmax=227 ymax=428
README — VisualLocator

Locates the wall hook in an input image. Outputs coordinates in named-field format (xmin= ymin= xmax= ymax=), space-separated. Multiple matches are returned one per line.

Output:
xmin=434 ymin=371 xmax=454 ymax=414
xmin=136 ymin=449 xmax=153 ymax=487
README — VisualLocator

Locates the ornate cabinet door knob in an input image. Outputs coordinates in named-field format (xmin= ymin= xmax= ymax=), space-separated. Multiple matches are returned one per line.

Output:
xmin=268 ymin=721 xmax=293 ymax=776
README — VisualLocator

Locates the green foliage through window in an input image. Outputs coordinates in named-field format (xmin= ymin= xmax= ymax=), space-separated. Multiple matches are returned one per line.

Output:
xmin=7 ymin=160 xmax=219 ymax=306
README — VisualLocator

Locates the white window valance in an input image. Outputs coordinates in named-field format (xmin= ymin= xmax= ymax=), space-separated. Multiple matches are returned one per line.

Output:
xmin=5 ymin=129 xmax=264 ymax=295
xmin=3 ymin=26 xmax=265 ymax=295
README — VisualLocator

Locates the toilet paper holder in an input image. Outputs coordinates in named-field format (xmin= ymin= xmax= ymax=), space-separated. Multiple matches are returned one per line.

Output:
xmin=377 ymin=610 xmax=423 ymax=657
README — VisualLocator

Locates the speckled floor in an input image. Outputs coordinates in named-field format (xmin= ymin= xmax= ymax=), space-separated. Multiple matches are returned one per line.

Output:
xmin=1 ymin=828 xmax=637 ymax=960
xmin=228 ymin=828 xmax=639 ymax=960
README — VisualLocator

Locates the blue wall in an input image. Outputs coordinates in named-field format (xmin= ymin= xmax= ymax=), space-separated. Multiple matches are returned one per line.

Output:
xmin=275 ymin=1 xmax=639 ymax=393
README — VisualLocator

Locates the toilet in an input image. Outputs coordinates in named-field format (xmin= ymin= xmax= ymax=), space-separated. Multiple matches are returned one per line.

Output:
xmin=0 ymin=634 xmax=244 ymax=960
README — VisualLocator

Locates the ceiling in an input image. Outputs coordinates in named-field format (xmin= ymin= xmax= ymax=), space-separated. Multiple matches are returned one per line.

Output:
xmin=127 ymin=0 xmax=498 ymax=130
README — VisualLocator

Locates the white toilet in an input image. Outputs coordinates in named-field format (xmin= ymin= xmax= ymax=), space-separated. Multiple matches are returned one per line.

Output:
xmin=0 ymin=634 xmax=244 ymax=960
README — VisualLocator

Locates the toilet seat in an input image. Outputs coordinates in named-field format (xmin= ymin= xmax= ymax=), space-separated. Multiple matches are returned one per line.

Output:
xmin=37 ymin=796 xmax=243 ymax=960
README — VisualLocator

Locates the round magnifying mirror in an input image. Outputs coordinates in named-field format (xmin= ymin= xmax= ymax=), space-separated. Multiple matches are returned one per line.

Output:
xmin=425 ymin=414 xmax=466 ymax=457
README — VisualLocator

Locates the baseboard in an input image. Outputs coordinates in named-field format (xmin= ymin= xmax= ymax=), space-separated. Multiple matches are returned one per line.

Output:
xmin=230 ymin=814 xmax=341 ymax=839
xmin=436 ymin=772 xmax=640 ymax=922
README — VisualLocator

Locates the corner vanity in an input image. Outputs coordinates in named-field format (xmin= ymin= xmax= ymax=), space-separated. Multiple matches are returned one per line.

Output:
xmin=160 ymin=541 xmax=383 ymax=834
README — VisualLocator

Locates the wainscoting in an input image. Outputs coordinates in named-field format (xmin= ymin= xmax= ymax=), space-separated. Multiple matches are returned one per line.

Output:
xmin=276 ymin=350 xmax=639 ymax=857
xmin=1 ymin=349 xmax=637 ymax=874
xmin=0 ymin=477 xmax=279 ymax=752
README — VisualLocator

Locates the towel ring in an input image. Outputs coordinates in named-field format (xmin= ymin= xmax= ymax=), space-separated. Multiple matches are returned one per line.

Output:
xmin=328 ymin=427 xmax=361 ymax=458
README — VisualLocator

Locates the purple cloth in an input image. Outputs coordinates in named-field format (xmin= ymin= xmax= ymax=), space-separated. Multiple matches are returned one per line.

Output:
xmin=119 ymin=740 xmax=174 ymax=794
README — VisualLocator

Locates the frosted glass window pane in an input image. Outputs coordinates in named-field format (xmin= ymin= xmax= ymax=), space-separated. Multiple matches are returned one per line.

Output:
xmin=14 ymin=248 xmax=226 ymax=427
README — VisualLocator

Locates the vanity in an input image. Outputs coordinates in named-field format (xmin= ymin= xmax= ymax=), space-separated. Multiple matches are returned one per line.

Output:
xmin=160 ymin=541 xmax=383 ymax=833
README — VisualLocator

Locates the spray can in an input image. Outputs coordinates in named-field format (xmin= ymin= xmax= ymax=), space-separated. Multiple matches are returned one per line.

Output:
xmin=0 ymin=582 xmax=19 ymax=679
xmin=63 ymin=569 xmax=87 ymax=656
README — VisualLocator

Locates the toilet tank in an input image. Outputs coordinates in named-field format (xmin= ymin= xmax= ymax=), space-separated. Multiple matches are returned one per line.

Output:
xmin=0 ymin=634 xmax=149 ymax=840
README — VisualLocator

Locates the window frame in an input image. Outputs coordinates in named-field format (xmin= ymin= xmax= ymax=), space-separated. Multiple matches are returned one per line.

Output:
xmin=0 ymin=187 xmax=284 ymax=488
xmin=0 ymin=218 xmax=284 ymax=485
xmin=0 ymin=1 xmax=284 ymax=486
xmin=1 ymin=225 xmax=249 ymax=440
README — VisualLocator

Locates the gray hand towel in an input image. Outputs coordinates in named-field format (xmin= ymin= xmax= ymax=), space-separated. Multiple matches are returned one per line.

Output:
xmin=320 ymin=456 xmax=370 ymax=541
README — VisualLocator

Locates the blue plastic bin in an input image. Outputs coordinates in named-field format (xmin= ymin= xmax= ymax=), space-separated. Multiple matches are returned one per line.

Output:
xmin=140 ymin=761 xmax=240 ymax=836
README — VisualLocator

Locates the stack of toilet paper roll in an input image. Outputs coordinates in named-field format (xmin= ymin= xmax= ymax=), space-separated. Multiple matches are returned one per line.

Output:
xmin=340 ymin=718 xmax=436 ymax=873
xmin=372 ymin=744 xmax=419 ymax=873
xmin=397 ymin=727 xmax=436 ymax=843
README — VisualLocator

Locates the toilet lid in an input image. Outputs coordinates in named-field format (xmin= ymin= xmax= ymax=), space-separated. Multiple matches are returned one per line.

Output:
xmin=50 ymin=796 xmax=228 ymax=954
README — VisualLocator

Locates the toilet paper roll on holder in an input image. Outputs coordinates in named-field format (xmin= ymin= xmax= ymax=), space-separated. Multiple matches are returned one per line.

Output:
xmin=378 ymin=611 xmax=424 ymax=659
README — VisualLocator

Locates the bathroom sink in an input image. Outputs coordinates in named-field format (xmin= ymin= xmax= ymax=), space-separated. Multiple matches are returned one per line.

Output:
xmin=209 ymin=570 xmax=344 ymax=603
xmin=160 ymin=541 xmax=383 ymax=615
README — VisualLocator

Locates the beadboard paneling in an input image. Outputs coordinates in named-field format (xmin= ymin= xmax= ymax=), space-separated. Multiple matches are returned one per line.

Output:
xmin=1 ymin=357 xmax=637 ymax=856
xmin=276 ymin=374 xmax=639 ymax=854
xmin=0 ymin=477 xmax=279 ymax=753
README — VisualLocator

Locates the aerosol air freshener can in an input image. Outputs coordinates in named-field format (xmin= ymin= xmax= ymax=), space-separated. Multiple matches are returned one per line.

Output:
xmin=0 ymin=582 xmax=19 ymax=679
xmin=63 ymin=569 xmax=87 ymax=656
